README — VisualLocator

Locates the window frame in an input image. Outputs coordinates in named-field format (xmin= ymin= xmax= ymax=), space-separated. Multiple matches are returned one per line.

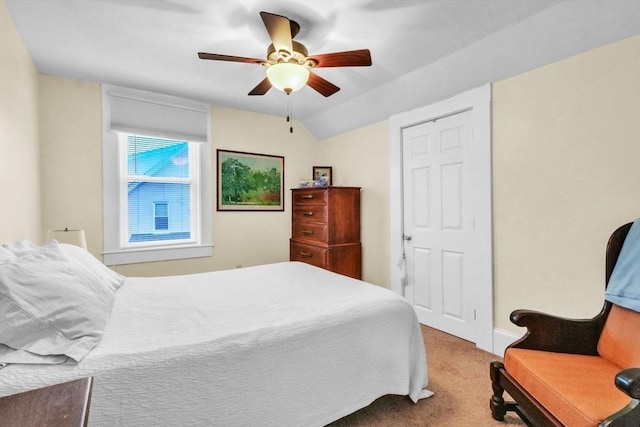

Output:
xmin=102 ymin=85 xmax=212 ymax=266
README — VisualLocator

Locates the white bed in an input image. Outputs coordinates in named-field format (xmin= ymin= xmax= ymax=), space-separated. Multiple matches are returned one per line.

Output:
xmin=0 ymin=243 xmax=429 ymax=426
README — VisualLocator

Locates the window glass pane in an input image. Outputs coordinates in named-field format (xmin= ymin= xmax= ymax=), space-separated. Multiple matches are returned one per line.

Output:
xmin=155 ymin=217 xmax=169 ymax=230
xmin=127 ymin=135 xmax=189 ymax=178
xmin=128 ymin=182 xmax=191 ymax=243
xmin=154 ymin=202 xmax=169 ymax=231
xmin=154 ymin=202 xmax=168 ymax=217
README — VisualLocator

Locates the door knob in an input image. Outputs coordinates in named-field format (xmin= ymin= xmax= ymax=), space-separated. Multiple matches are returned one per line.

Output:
xmin=402 ymin=234 xmax=412 ymax=241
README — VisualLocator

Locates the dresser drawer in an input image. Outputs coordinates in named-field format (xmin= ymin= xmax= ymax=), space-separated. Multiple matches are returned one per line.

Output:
xmin=292 ymin=189 xmax=328 ymax=205
xmin=292 ymin=222 xmax=328 ymax=242
xmin=290 ymin=241 xmax=328 ymax=269
xmin=292 ymin=204 xmax=327 ymax=223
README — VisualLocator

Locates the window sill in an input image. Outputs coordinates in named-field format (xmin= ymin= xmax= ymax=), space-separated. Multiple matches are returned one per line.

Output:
xmin=103 ymin=244 xmax=213 ymax=266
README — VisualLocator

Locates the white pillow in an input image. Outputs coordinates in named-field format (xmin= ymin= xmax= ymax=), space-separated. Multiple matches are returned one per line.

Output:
xmin=60 ymin=243 xmax=125 ymax=292
xmin=1 ymin=239 xmax=125 ymax=292
xmin=0 ymin=246 xmax=16 ymax=263
xmin=0 ymin=343 xmax=68 ymax=365
xmin=0 ymin=241 xmax=115 ymax=363
xmin=1 ymin=239 xmax=38 ymax=256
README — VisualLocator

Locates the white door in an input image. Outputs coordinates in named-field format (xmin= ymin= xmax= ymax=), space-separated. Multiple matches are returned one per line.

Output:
xmin=401 ymin=110 xmax=476 ymax=341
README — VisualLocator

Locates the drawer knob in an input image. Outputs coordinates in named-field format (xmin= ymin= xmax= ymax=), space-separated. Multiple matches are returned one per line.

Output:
xmin=302 ymin=195 xmax=314 ymax=199
xmin=300 ymin=251 xmax=312 ymax=257
xmin=303 ymin=211 xmax=314 ymax=216
xmin=302 ymin=229 xmax=314 ymax=235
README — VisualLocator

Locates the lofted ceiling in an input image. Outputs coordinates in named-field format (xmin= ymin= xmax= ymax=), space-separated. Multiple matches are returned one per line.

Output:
xmin=4 ymin=0 xmax=640 ymax=140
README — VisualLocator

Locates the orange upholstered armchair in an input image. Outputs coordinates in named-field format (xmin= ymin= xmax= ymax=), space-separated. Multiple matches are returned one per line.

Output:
xmin=490 ymin=222 xmax=640 ymax=427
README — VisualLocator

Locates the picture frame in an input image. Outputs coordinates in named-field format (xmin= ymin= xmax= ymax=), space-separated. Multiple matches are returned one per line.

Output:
xmin=217 ymin=149 xmax=284 ymax=211
xmin=312 ymin=166 xmax=332 ymax=186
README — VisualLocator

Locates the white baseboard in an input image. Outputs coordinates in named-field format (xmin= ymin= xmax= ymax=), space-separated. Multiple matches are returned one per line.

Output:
xmin=492 ymin=328 xmax=525 ymax=356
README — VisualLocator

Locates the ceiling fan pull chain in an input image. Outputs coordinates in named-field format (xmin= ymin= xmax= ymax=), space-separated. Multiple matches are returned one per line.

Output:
xmin=286 ymin=93 xmax=290 ymax=123
xmin=287 ymin=93 xmax=294 ymax=133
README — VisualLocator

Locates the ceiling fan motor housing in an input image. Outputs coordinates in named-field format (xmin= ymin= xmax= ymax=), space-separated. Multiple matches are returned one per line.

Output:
xmin=266 ymin=41 xmax=316 ymax=68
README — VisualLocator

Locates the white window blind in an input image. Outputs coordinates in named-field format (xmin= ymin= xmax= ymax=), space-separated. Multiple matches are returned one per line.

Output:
xmin=106 ymin=87 xmax=209 ymax=143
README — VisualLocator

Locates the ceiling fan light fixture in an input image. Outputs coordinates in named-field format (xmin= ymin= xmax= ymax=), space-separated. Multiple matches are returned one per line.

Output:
xmin=266 ymin=62 xmax=309 ymax=94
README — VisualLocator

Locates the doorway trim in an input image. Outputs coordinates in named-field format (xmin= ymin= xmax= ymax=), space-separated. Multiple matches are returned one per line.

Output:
xmin=389 ymin=84 xmax=493 ymax=353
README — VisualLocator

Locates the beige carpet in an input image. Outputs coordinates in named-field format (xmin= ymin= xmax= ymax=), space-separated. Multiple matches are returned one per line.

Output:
xmin=327 ymin=325 xmax=525 ymax=427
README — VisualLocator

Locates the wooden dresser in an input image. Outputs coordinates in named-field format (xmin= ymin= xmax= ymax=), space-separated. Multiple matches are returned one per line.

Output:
xmin=290 ymin=186 xmax=361 ymax=279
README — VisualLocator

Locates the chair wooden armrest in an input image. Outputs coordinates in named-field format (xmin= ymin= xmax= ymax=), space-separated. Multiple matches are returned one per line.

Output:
xmin=509 ymin=307 xmax=608 ymax=355
xmin=616 ymin=367 xmax=640 ymax=399
xmin=602 ymin=368 xmax=640 ymax=427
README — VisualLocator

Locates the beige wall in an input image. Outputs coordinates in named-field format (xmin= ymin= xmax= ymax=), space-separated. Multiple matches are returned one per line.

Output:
xmin=315 ymin=121 xmax=391 ymax=287
xmin=39 ymin=77 xmax=103 ymax=250
xmin=492 ymin=35 xmax=640 ymax=332
xmin=38 ymin=77 xmax=317 ymax=277
xmin=0 ymin=0 xmax=40 ymax=242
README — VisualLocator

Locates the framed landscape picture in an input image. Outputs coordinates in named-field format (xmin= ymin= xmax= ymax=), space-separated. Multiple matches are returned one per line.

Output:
xmin=217 ymin=149 xmax=284 ymax=211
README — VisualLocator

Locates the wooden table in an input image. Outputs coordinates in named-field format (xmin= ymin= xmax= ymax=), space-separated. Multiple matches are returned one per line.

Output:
xmin=0 ymin=377 xmax=93 ymax=427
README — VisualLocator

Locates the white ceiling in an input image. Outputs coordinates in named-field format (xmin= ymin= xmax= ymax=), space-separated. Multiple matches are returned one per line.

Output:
xmin=5 ymin=0 xmax=640 ymax=139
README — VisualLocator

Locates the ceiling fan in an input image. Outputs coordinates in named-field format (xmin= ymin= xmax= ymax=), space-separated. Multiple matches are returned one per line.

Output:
xmin=198 ymin=11 xmax=372 ymax=97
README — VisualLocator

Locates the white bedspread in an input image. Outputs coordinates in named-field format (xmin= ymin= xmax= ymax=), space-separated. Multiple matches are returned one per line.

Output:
xmin=0 ymin=262 xmax=428 ymax=426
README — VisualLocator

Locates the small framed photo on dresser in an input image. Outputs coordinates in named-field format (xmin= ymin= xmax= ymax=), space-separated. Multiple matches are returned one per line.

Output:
xmin=312 ymin=166 xmax=332 ymax=187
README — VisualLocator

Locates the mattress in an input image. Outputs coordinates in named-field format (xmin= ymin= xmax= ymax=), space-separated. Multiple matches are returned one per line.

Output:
xmin=0 ymin=261 xmax=429 ymax=426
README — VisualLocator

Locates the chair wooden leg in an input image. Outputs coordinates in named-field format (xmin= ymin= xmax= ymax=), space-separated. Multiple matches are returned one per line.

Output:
xmin=490 ymin=361 xmax=508 ymax=421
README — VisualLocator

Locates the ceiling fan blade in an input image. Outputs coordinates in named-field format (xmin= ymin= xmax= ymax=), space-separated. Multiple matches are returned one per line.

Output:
xmin=248 ymin=77 xmax=272 ymax=96
xmin=260 ymin=11 xmax=293 ymax=55
xmin=308 ymin=49 xmax=372 ymax=68
xmin=198 ymin=52 xmax=264 ymax=65
xmin=307 ymin=72 xmax=340 ymax=97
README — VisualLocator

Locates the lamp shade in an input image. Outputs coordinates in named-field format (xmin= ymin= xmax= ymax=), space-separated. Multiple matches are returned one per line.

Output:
xmin=266 ymin=63 xmax=310 ymax=93
xmin=47 ymin=228 xmax=87 ymax=250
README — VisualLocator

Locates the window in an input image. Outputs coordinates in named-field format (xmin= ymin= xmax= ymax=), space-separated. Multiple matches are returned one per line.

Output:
xmin=102 ymin=86 xmax=212 ymax=265
xmin=122 ymin=135 xmax=196 ymax=245
xmin=153 ymin=202 xmax=169 ymax=231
